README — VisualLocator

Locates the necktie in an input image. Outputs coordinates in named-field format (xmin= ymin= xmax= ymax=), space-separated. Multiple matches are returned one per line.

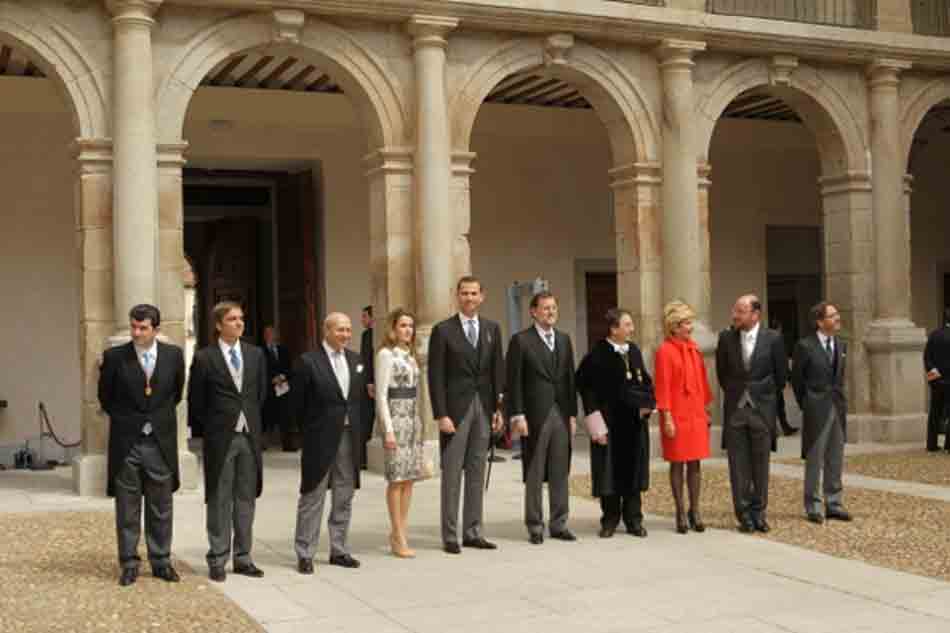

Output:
xmin=229 ymin=347 xmax=241 ymax=372
xmin=465 ymin=319 xmax=477 ymax=348
xmin=825 ymin=336 xmax=834 ymax=362
xmin=334 ymin=351 xmax=348 ymax=394
xmin=142 ymin=352 xmax=154 ymax=378
xmin=544 ymin=331 xmax=554 ymax=352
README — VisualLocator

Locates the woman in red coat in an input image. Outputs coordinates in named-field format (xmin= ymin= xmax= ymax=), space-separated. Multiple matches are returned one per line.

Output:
xmin=654 ymin=300 xmax=713 ymax=534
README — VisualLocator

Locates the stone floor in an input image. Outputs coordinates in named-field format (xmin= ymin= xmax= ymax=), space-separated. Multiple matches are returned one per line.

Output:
xmin=3 ymin=435 xmax=950 ymax=633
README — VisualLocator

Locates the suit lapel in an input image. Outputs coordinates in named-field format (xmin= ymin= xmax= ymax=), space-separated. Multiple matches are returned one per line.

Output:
xmin=749 ymin=327 xmax=766 ymax=369
xmin=529 ymin=327 xmax=555 ymax=378
xmin=212 ymin=345 xmax=239 ymax=394
xmin=123 ymin=343 xmax=148 ymax=407
xmin=731 ymin=329 xmax=746 ymax=375
xmin=811 ymin=334 xmax=833 ymax=373
xmin=241 ymin=344 xmax=254 ymax=394
xmin=453 ymin=315 xmax=479 ymax=371
xmin=345 ymin=350 xmax=358 ymax=401
xmin=315 ymin=346 xmax=345 ymax=401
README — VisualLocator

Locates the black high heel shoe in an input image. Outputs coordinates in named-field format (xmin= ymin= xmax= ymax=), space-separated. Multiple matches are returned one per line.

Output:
xmin=687 ymin=509 xmax=706 ymax=533
xmin=675 ymin=509 xmax=689 ymax=534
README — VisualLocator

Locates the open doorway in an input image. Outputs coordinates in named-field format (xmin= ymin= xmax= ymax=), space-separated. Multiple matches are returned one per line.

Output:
xmin=766 ymin=226 xmax=822 ymax=356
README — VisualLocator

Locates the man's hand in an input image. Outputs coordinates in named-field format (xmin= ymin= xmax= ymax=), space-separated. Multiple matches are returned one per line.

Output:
xmin=367 ymin=384 xmax=376 ymax=399
xmin=639 ymin=408 xmax=653 ymax=418
xmin=491 ymin=411 xmax=504 ymax=433
xmin=438 ymin=416 xmax=456 ymax=434
xmin=513 ymin=417 xmax=529 ymax=437
xmin=569 ymin=417 xmax=577 ymax=437
xmin=927 ymin=368 xmax=942 ymax=383
xmin=593 ymin=433 xmax=608 ymax=445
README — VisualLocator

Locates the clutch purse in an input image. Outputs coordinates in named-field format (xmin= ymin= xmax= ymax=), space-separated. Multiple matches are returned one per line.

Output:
xmin=584 ymin=411 xmax=608 ymax=438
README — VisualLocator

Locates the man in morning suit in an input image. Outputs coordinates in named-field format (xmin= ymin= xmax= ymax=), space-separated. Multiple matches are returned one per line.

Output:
xmin=792 ymin=302 xmax=852 ymax=524
xmin=506 ymin=291 xmax=578 ymax=544
xmin=188 ymin=302 xmax=268 ymax=582
xmin=359 ymin=305 xmax=376 ymax=468
xmin=428 ymin=276 xmax=506 ymax=554
xmin=98 ymin=304 xmax=185 ymax=587
xmin=715 ymin=294 xmax=788 ymax=533
xmin=262 ymin=325 xmax=294 ymax=451
xmin=293 ymin=312 xmax=365 ymax=573
xmin=925 ymin=308 xmax=950 ymax=452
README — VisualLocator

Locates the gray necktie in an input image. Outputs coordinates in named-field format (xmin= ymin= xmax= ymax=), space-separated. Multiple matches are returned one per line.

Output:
xmin=544 ymin=331 xmax=554 ymax=352
xmin=465 ymin=319 xmax=478 ymax=348
xmin=334 ymin=351 xmax=348 ymax=395
xmin=742 ymin=334 xmax=753 ymax=370
xmin=142 ymin=352 xmax=154 ymax=378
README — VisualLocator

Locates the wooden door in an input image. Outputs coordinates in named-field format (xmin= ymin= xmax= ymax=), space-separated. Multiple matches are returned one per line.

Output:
xmin=276 ymin=170 xmax=320 ymax=360
xmin=585 ymin=272 xmax=617 ymax=351
xmin=205 ymin=218 xmax=258 ymax=341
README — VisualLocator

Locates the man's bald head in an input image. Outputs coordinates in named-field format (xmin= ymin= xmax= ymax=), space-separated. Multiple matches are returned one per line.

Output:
xmin=324 ymin=312 xmax=353 ymax=351
xmin=732 ymin=294 xmax=762 ymax=331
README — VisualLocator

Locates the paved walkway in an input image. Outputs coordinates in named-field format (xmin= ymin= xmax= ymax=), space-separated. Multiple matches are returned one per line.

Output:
xmin=2 ymin=441 xmax=950 ymax=633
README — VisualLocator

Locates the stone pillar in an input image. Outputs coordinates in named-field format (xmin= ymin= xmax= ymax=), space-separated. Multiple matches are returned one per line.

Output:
xmin=158 ymin=142 xmax=198 ymax=491
xmin=107 ymin=0 xmax=161 ymax=337
xmin=863 ymin=59 xmax=927 ymax=442
xmin=363 ymin=148 xmax=417 ymax=473
xmin=451 ymin=151 xmax=476 ymax=284
xmin=73 ymin=140 xmax=115 ymax=496
xmin=877 ymin=0 xmax=914 ymax=33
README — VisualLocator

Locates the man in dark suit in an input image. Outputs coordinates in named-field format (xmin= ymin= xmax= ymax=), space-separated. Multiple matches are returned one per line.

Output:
xmin=428 ymin=276 xmax=505 ymax=554
xmin=925 ymin=308 xmax=950 ymax=452
xmin=98 ymin=304 xmax=185 ymax=587
xmin=359 ymin=305 xmax=376 ymax=468
xmin=506 ymin=291 xmax=577 ymax=544
xmin=792 ymin=301 xmax=852 ymax=524
xmin=262 ymin=325 xmax=294 ymax=451
xmin=715 ymin=294 xmax=787 ymax=533
xmin=292 ymin=312 xmax=365 ymax=573
xmin=188 ymin=302 xmax=268 ymax=582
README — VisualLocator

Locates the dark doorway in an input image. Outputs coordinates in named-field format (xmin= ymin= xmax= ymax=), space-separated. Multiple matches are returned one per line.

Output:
xmin=766 ymin=226 xmax=822 ymax=356
xmin=585 ymin=272 xmax=617 ymax=351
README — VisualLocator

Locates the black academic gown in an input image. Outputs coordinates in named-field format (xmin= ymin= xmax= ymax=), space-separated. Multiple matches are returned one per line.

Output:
xmin=576 ymin=339 xmax=653 ymax=498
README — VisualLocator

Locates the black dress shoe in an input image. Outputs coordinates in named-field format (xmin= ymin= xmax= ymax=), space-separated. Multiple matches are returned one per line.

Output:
xmin=462 ymin=537 xmax=498 ymax=550
xmin=297 ymin=558 xmax=314 ymax=575
xmin=153 ymin=566 xmax=181 ymax=583
xmin=550 ymin=530 xmax=578 ymax=541
xmin=529 ymin=533 xmax=544 ymax=545
xmin=233 ymin=563 xmax=264 ymax=578
xmin=599 ymin=526 xmax=615 ymax=538
xmin=329 ymin=554 xmax=361 ymax=569
xmin=209 ymin=566 xmax=226 ymax=582
xmin=755 ymin=518 xmax=770 ymax=533
xmin=738 ymin=519 xmax=755 ymax=533
xmin=626 ymin=524 xmax=648 ymax=538
xmin=443 ymin=542 xmax=462 ymax=554
xmin=826 ymin=508 xmax=853 ymax=522
xmin=806 ymin=512 xmax=824 ymax=524
xmin=119 ymin=567 xmax=138 ymax=587
xmin=781 ymin=423 xmax=799 ymax=437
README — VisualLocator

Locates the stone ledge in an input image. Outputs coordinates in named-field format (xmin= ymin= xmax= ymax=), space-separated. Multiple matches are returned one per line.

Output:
xmin=848 ymin=413 xmax=927 ymax=444
xmin=864 ymin=319 xmax=927 ymax=352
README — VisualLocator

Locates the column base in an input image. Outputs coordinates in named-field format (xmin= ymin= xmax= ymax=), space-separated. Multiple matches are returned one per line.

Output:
xmin=864 ymin=318 xmax=927 ymax=438
xmin=73 ymin=453 xmax=108 ymax=496
xmin=366 ymin=437 xmax=442 ymax=479
xmin=846 ymin=413 xmax=927 ymax=444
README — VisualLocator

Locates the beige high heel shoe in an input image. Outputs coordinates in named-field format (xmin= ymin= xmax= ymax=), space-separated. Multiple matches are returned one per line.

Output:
xmin=390 ymin=533 xmax=415 ymax=558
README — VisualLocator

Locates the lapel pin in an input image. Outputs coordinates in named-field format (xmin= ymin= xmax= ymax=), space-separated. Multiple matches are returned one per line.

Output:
xmin=356 ymin=364 xmax=364 ymax=373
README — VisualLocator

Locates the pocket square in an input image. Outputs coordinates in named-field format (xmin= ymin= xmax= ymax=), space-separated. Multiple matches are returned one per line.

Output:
xmin=356 ymin=364 xmax=364 ymax=373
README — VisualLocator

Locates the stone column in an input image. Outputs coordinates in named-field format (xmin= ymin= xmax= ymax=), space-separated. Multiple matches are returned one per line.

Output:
xmin=877 ymin=0 xmax=914 ymax=33
xmin=107 ymin=0 xmax=161 ymax=337
xmin=158 ymin=142 xmax=198 ymax=491
xmin=864 ymin=59 xmax=927 ymax=442
xmin=73 ymin=140 xmax=115 ymax=496
xmin=451 ymin=151 xmax=476 ymax=284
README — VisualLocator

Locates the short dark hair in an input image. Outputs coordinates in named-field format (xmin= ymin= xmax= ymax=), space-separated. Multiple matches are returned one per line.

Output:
xmin=605 ymin=308 xmax=632 ymax=332
xmin=213 ymin=301 xmax=243 ymax=325
xmin=456 ymin=275 xmax=482 ymax=292
xmin=529 ymin=291 xmax=557 ymax=310
xmin=129 ymin=304 xmax=160 ymax=328
xmin=749 ymin=298 xmax=762 ymax=312
xmin=810 ymin=301 xmax=834 ymax=329
xmin=362 ymin=305 xmax=373 ymax=317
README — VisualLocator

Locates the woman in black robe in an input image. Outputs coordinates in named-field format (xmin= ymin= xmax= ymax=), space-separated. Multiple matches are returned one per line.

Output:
xmin=576 ymin=308 xmax=655 ymax=538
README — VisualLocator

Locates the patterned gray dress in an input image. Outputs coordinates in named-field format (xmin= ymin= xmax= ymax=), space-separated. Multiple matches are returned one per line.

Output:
xmin=375 ymin=347 xmax=428 ymax=482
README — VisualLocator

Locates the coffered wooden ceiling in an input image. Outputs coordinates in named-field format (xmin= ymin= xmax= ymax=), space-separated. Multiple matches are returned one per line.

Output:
xmin=0 ymin=44 xmax=45 ymax=78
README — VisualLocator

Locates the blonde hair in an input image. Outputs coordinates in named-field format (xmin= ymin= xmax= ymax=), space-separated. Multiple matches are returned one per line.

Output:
xmin=663 ymin=300 xmax=696 ymax=338
xmin=380 ymin=308 xmax=417 ymax=357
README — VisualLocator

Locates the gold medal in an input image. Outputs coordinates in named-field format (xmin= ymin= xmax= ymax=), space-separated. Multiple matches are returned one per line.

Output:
xmin=636 ymin=369 xmax=642 ymax=381
xmin=145 ymin=383 xmax=152 ymax=397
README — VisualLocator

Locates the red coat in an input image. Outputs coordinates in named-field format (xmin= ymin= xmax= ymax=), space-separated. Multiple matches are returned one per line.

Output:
xmin=654 ymin=337 xmax=712 ymax=462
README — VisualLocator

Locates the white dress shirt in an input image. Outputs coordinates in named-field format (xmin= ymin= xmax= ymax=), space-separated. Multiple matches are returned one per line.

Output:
xmin=219 ymin=338 xmax=248 ymax=433
xmin=536 ymin=324 xmax=556 ymax=351
xmin=459 ymin=313 xmax=480 ymax=346
xmin=323 ymin=340 xmax=351 ymax=425
xmin=817 ymin=330 xmax=835 ymax=358
xmin=608 ymin=339 xmax=629 ymax=355
xmin=741 ymin=321 xmax=760 ymax=363
xmin=134 ymin=340 xmax=158 ymax=435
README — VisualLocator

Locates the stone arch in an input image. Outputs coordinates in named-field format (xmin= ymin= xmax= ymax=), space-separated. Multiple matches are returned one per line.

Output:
xmin=450 ymin=37 xmax=660 ymax=165
xmin=696 ymin=59 xmax=868 ymax=176
xmin=0 ymin=4 xmax=108 ymax=138
xmin=900 ymin=77 xmax=950 ymax=170
xmin=155 ymin=12 xmax=409 ymax=149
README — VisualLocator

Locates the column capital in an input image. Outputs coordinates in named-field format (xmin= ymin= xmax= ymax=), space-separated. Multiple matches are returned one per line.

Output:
xmin=867 ymin=58 xmax=912 ymax=87
xmin=407 ymin=15 xmax=458 ymax=49
xmin=74 ymin=138 xmax=113 ymax=174
xmin=608 ymin=161 xmax=661 ymax=189
xmin=157 ymin=141 xmax=188 ymax=169
xmin=452 ymin=151 xmax=477 ymax=176
xmin=655 ymin=39 xmax=706 ymax=68
xmin=105 ymin=0 xmax=161 ymax=26
xmin=363 ymin=146 xmax=414 ymax=177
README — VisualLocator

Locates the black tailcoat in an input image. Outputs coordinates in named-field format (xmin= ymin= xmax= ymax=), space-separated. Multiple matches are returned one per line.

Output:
xmin=99 ymin=341 xmax=185 ymax=497
xmin=576 ymin=340 xmax=652 ymax=498
xmin=359 ymin=327 xmax=376 ymax=445
xmin=292 ymin=345 xmax=364 ymax=494
xmin=505 ymin=327 xmax=577 ymax=482
xmin=791 ymin=334 xmax=847 ymax=459
xmin=188 ymin=341 xmax=268 ymax=501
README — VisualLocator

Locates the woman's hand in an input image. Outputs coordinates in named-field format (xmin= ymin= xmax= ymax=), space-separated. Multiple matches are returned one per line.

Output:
xmin=662 ymin=417 xmax=676 ymax=439
xmin=384 ymin=431 xmax=397 ymax=450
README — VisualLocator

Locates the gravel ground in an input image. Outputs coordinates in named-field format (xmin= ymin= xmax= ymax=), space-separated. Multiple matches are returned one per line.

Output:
xmin=0 ymin=511 xmax=263 ymax=633
xmin=777 ymin=448 xmax=950 ymax=486
xmin=570 ymin=467 xmax=950 ymax=582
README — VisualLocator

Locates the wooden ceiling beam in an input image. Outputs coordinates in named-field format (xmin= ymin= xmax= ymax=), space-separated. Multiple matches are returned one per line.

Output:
xmin=208 ymin=55 xmax=247 ymax=85
xmin=260 ymin=57 xmax=297 ymax=88
xmin=234 ymin=56 xmax=275 ymax=87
